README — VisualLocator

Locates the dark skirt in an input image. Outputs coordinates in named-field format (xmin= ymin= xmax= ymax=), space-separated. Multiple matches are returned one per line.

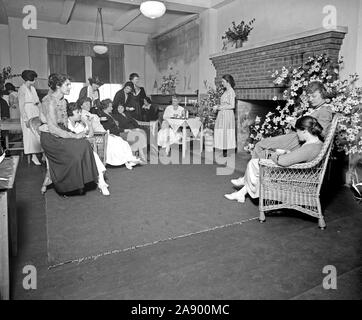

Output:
xmin=40 ymin=132 xmax=98 ymax=193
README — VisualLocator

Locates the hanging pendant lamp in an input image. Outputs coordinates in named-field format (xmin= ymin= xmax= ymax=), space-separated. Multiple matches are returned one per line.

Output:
xmin=140 ymin=1 xmax=166 ymax=19
xmin=93 ymin=8 xmax=108 ymax=55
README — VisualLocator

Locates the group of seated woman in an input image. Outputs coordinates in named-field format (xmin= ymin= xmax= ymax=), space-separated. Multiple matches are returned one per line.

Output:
xmin=39 ymin=73 xmax=148 ymax=198
xmin=225 ymin=81 xmax=333 ymax=204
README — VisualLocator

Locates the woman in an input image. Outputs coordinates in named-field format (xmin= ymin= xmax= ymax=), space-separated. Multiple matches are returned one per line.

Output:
xmin=78 ymin=76 xmax=103 ymax=112
xmin=5 ymin=83 xmax=20 ymax=119
xmin=99 ymin=99 xmax=142 ymax=169
xmin=225 ymin=116 xmax=324 ymax=202
xmin=66 ymin=103 xmax=110 ymax=195
xmin=127 ymin=73 xmax=147 ymax=121
xmin=213 ymin=74 xmax=236 ymax=156
xmin=112 ymin=82 xmax=132 ymax=113
xmin=77 ymin=97 xmax=104 ymax=132
xmin=39 ymin=73 xmax=99 ymax=195
xmin=231 ymin=81 xmax=334 ymax=187
xmin=18 ymin=70 xmax=43 ymax=165
xmin=141 ymin=96 xmax=159 ymax=122
xmin=157 ymin=95 xmax=185 ymax=152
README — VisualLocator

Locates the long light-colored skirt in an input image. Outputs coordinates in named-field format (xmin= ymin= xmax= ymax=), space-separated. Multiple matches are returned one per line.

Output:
xmin=106 ymin=134 xmax=139 ymax=166
xmin=214 ymin=110 xmax=236 ymax=150
xmin=20 ymin=104 xmax=42 ymax=154
xmin=244 ymin=159 xmax=260 ymax=199
xmin=157 ymin=127 xmax=182 ymax=148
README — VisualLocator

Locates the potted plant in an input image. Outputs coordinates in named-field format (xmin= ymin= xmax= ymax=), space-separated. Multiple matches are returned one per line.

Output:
xmin=222 ymin=18 xmax=255 ymax=48
xmin=0 ymin=66 xmax=20 ymax=92
xmin=159 ymin=67 xmax=178 ymax=95
xmin=197 ymin=85 xmax=225 ymax=151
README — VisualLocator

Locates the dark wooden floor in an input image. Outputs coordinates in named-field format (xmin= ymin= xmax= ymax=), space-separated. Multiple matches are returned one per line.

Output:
xmin=9 ymin=154 xmax=362 ymax=300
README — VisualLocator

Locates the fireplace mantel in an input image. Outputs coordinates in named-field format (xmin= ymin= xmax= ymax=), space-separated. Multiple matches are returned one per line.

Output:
xmin=210 ymin=26 xmax=347 ymax=100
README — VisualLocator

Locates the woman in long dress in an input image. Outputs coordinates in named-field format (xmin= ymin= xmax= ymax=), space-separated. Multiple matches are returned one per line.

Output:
xmin=39 ymin=73 xmax=99 ymax=195
xmin=213 ymin=74 xmax=236 ymax=156
xmin=225 ymin=116 xmax=324 ymax=202
xmin=18 ymin=70 xmax=43 ymax=165
xmin=66 ymin=103 xmax=110 ymax=196
xmin=98 ymin=99 xmax=142 ymax=169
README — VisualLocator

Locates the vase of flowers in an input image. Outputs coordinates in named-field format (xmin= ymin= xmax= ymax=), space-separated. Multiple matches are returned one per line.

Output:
xmin=222 ymin=18 xmax=255 ymax=49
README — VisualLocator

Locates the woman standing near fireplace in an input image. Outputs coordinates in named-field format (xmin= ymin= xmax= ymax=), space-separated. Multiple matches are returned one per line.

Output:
xmin=213 ymin=74 xmax=236 ymax=156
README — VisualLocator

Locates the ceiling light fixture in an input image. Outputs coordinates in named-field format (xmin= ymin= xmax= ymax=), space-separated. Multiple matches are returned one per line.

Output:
xmin=93 ymin=8 xmax=108 ymax=55
xmin=140 ymin=1 xmax=166 ymax=19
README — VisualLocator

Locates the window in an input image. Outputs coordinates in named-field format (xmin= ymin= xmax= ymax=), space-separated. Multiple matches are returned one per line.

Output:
xmin=66 ymin=56 xmax=85 ymax=82
xmin=92 ymin=55 xmax=110 ymax=83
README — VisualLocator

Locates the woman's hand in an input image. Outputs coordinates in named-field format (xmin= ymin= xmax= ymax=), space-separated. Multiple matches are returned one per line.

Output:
xmin=212 ymin=105 xmax=219 ymax=112
xmin=74 ymin=132 xmax=86 ymax=139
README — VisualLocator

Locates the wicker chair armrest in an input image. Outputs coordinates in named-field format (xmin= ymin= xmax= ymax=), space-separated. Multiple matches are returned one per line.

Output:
xmin=259 ymin=158 xmax=281 ymax=168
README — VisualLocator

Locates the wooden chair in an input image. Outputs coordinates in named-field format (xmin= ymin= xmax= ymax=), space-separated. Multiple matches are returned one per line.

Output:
xmin=258 ymin=115 xmax=340 ymax=229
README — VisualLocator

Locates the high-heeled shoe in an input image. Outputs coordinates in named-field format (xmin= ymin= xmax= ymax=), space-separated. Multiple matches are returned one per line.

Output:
xmin=224 ymin=192 xmax=245 ymax=202
xmin=31 ymin=155 xmax=41 ymax=166
xmin=231 ymin=177 xmax=245 ymax=187
xmin=125 ymin=162 xmax=133 ymax=170
xmin=99 ymin=184 xmax=110 ymax=196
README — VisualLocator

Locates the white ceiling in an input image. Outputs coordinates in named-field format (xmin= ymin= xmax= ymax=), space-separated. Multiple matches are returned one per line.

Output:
xmin=0 ymin=0 xmax=233 ymax=35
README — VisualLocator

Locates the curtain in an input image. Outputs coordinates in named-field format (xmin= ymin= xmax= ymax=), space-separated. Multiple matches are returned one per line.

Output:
xmin=47 ymin=38 xmax=125 ymax=83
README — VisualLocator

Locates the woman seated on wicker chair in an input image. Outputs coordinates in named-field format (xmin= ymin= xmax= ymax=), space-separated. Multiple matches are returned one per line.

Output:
xmin=225 ymin=116 xmax=324 ymax=203
xmin=231 ymin=81 xmax=334 ymax=188
xmin=67 ymin=102 xmax=110 ymax=196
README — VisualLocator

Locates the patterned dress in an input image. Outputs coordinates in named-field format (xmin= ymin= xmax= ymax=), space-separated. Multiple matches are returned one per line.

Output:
xmin=214 ymin=88 xmax=236 ymax=150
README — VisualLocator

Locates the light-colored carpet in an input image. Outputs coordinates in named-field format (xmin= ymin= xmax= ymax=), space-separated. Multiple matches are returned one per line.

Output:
xmin=45 ymin=164 xmax=257 ymax=267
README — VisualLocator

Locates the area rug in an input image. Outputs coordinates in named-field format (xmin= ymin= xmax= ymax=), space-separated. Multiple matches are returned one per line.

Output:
xmin=45 ymin=164 xmax=257 ymax=267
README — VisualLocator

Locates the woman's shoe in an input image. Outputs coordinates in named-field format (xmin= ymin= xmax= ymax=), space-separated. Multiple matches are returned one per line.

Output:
xmin=224 ymin=192 xmax=244 ymax=202
xmin=231 ymin=177 xmax=245 ymax=187
xmin=125 ymin=162 xmax=133 ymax=170
xmin=99 ymin=184 xmax=110 ymax=196
xmin=31 ymin=155 xmax=41 ymax=166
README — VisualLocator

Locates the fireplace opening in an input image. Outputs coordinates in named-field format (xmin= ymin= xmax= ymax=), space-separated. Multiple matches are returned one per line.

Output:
xmin=236 ymin=99 xmax=287 ymax=152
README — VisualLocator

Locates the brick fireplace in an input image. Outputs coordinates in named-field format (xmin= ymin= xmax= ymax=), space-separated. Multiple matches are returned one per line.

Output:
xmin=210 ymin=27 xmax=347 ymax=151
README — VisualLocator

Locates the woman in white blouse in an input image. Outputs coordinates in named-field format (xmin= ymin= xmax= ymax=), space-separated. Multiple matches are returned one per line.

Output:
xmin=18 ymin=70 xmax=43 ymax=165
xmin=213 ymin=74 xmax=236 ymax=156
xmin=157 ymin=96 xmax=185 ymax=152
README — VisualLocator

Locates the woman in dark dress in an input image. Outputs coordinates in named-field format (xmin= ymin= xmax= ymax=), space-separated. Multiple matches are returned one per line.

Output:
xmin=39 ymin=74 xmax=98 ymax=195
xmin=141 ymin=96 xmax=159 ymax=122
xmin=78 ymin=76 xmax=103 ymax=113
xmin=127 ymin=73 xmax=147 ymax=121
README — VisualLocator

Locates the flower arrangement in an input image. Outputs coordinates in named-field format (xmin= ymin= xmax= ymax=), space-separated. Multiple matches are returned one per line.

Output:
xmin=245 ymin=53 xmax=362 ymax=156
xmin=197 ymin=85 xmax=225 ymax=130
xmin=0 ymin=66 xmax=20 ymax=92
xmin=222 ymin=18 xmax=255 ymax=46
xmin=159 ymin=67 xmax=178 ymax=94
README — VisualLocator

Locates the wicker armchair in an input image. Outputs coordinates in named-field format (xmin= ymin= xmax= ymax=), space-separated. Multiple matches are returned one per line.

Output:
xmin=258 ymin=115 xmax=340 ymax=229
xmin=87 ymin=131 xmax=109 ymax=165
